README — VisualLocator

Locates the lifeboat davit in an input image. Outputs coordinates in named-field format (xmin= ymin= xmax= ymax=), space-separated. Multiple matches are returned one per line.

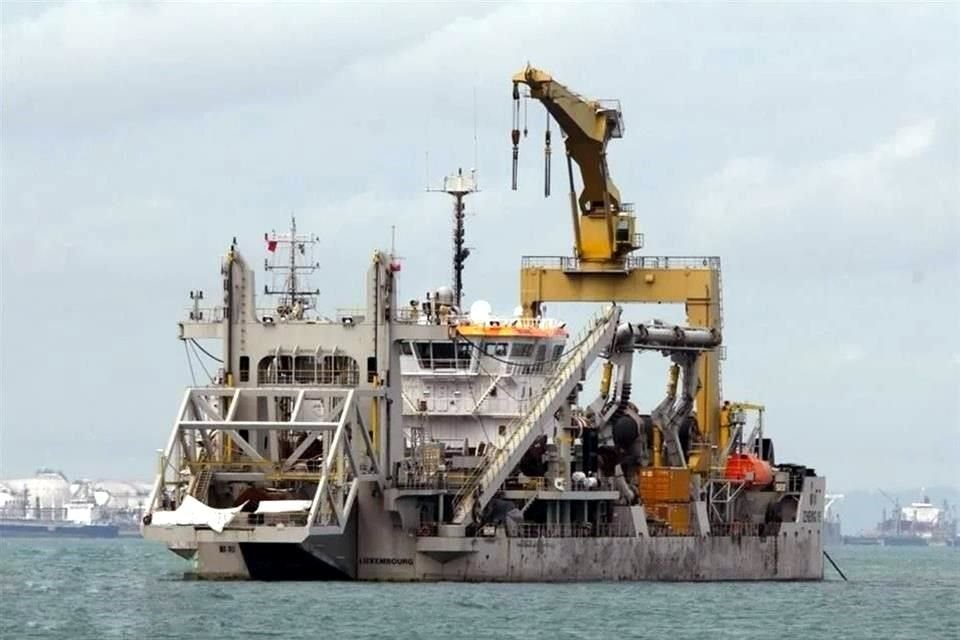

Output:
xmin=724 ymin=453 xmax=773 ymax=488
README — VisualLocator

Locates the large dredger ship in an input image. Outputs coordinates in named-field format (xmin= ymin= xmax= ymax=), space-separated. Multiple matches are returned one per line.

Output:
xmin=141 ymin=65 xmax=825 ymax=581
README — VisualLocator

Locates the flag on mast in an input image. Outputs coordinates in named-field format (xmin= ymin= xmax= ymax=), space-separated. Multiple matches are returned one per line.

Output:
xmin=265 ymin=232 xmax=278 ymax=252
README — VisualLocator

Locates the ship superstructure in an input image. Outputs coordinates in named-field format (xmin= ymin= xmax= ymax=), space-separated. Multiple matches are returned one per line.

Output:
xmin=877 ymin=492 xmax=957 ymax=546
xmin=142 ymin=66 xmax=826 ymax=581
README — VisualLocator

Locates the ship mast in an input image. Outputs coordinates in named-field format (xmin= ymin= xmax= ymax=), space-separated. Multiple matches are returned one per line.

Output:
xmin=428 ymin=168 xmax=478 ymax=309
xmin=264 ymin=214 xmax=320 ymax=319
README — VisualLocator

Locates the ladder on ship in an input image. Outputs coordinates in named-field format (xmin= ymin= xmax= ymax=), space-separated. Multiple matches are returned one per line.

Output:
xmin=190 ymin=467 xmax=213 ymax=503
xmin=450 ymin=305 xmax=622 ymax=525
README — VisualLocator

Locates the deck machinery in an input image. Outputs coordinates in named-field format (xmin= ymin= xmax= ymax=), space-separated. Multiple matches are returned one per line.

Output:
xmin=142 ymin=66 xmax=825 ymax=581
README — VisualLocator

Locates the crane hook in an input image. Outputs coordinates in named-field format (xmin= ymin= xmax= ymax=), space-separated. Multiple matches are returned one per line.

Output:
xmin=544 ymin=110 xmax=552 ymax=198
xmin=512 ymin=82 xmax=521 ymax=191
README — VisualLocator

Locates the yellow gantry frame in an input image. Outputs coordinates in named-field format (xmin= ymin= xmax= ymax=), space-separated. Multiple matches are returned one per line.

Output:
xmin=520 ymin=261 xmax=722 ymax=460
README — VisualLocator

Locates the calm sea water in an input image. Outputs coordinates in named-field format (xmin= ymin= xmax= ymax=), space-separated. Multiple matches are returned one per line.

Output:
xmin=0 ymin=538 xmax=957 ymax=640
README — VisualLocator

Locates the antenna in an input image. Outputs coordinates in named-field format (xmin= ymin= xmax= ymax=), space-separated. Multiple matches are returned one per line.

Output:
xmin=263 ymin=213 xmax=321 ymax=319
xmin=473 ymin=86 xmax=479 ymax=175
xmin=427 ymin=168 xmax=479 ymax=309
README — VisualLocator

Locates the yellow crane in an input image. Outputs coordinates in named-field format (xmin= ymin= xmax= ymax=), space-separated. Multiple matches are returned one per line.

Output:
xmin=512 ymin=64 xmax=724 ymax=465
xmin=512 ymin=64 xmax=638 ymax=263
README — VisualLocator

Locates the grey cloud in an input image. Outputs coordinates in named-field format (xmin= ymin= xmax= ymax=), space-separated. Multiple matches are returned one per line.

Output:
xmin=1 ymin=2 xmax=957 ymax=489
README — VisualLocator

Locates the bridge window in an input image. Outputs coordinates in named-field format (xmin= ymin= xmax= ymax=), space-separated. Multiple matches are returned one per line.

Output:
xmin=483 ymin=342 xmax=508 ymax=357
xmin=535 ymin=344 xmax=547 ymax=362
xmin=511 ymin=342 xmax=534 ymax=358
xmin=257 ymin=354 xmax=359 ymax=386
xmin=412 ymin=341 xmax=473 ymax=370
xmin=322 ymin=355 xmax=360 ymax=385
xmin=294 ymin=356 xmax=317 ymax=384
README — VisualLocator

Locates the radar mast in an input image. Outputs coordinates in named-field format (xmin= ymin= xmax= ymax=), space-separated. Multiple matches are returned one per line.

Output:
xmin=428 ymin=168 xmax=478 ymax=309
xmin=263 ymin=215 xmax=320 ymax=319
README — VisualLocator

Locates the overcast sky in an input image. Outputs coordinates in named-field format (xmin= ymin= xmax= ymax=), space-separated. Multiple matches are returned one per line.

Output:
xmin=1 ymin=2 xmax=957 ymax=491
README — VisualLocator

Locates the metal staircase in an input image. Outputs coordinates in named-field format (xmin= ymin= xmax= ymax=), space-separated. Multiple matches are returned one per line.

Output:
xmin=189 ymin=467 xmax=213 ymax=502
xmin=451 ymin=305 xmax=622 ymax=525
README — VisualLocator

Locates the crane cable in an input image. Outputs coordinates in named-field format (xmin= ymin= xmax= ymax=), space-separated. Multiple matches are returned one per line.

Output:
xmin=183 ymin=340 xmax=197 ymax=386
xmin=190 ymin=338 xmax=223 ymax=363
xmin=189 ymin=340 xmax=214 ymax=382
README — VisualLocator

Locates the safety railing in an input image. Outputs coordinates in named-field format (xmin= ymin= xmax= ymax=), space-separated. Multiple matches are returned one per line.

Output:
xmin=183 ymin=306 xmax=225 ymax=323
xmin=520 ymin=255 xmax=721 ymax=272
xmin=181 ymin=306 xmax=339 ymax=324
xmin=514 ymin=522 xmax=633 ymax=538
xmin=226 ymin=512 xmax=310 ymax=528
xmin=707 ymin=522 xmax=780 ymax=538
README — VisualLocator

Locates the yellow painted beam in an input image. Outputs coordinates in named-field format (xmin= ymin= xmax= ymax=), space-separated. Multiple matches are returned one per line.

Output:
xmin=520 ymin=262 xmax=722 ymax=451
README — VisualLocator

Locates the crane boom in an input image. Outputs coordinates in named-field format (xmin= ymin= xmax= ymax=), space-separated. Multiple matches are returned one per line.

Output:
xmin=513 ymin=64 xmax=637 ymax=262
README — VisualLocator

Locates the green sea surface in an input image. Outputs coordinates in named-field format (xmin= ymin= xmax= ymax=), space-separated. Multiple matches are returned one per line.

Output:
xmin=0 ymin=538 xmax=957 ymax=639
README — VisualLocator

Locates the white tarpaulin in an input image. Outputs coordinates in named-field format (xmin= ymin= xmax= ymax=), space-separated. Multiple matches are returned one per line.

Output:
xmin=150 ymin=496 xmax=247 ymax=533
xmin=254 ymin=500 xmax=312 ymax=514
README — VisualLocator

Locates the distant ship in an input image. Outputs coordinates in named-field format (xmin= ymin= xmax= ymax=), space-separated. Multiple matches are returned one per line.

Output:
xmin=843 ymin=491 xmax=957 ymax=547
xmin=822 ymin=493 xmax=843 ymax=546
xmin=877 ymin=493 xmax=956 ymax=546
xmin=0 ymin=470 xmax=148 ymax=538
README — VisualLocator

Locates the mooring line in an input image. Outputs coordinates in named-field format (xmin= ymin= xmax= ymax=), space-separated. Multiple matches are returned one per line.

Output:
xmin=824 ymin=550 xmax=848 ymax=581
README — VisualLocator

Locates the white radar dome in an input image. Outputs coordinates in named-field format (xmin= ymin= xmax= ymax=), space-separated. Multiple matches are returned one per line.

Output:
xmin=435 ymin=286 xmax=454 ymax=306
xmin=469 ymin=300 xmax=492 ymax=324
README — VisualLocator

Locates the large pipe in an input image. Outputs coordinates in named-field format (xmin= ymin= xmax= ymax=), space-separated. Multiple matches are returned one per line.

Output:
xmin=599 ymin=362 xmax=613 ymax=398
xmin=634 ymin=324 xmax=721 ymax=349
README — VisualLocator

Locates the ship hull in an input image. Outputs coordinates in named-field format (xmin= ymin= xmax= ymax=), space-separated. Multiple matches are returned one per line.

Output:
xmin=881 ymin=536 xmax=929 ymax=547
xmin=174 ymin=524 xmax=822 ymax=581
xmin=0 ymin=520 xmax=119 ymax=539
xmin=412 ymin=532 xmax=822 ymax=582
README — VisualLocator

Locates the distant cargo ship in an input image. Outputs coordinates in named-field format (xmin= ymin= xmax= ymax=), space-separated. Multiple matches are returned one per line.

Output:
xmin=843 ymin=492 xmax=957 ymax=547
xmin=0 ymin=519 xmax=118 ymax=538
xmin=0 ymin=470 xmax=147 ymax=539
xmin=877 ymin=493 xmax=956 ymax=546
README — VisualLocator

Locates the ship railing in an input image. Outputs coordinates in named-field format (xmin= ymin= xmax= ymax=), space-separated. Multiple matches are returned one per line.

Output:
xmin=393 ymin=308 xmax=564 ymax=329
xmin=226 ymin=512 xmax=311 ymax=529
xmin=414 ymin=521 xmax=632 ymax=538
xmin=520 ymin=255 xmax=721 ymax=272
xmin=394 ymin=471 xmax=475 ymax=491
xmin=183 ymin=306 xmax=226 ymax=323
xmin=181 ymin=306 xmax=342 ymax=324
xmin=513 ymin=522 xmax=632 ymax=538
xmin=394 ymin=308 xmax=470 ymax=325
xmin=706 ymin=522 xmax=780 ymax=538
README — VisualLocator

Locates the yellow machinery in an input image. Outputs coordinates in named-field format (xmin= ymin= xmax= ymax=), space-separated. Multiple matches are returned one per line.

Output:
xmin=719 ymin=401 xmax=766 ymax=455
xmin=512 ymin=64 xmax=724 ymax=457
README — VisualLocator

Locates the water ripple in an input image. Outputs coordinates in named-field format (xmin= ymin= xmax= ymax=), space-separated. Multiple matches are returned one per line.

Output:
xmin=0 ymin=538 xmax=957 ymax=640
